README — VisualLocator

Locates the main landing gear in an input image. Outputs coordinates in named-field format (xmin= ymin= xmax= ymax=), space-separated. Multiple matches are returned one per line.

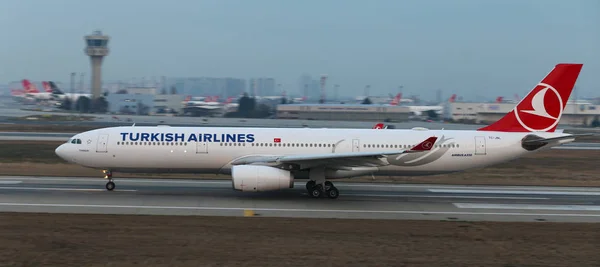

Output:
xmin=306 ymin=180 xmax=339 ymax=199
xmin=103 ymin=170 xmax=115 ymax=191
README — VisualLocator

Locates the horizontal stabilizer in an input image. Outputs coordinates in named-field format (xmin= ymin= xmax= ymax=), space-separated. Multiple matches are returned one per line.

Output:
xmin=521 ymin=134 xmax=593 ymax=144
xmin=521 ymin=133 xmax=592 ymax=151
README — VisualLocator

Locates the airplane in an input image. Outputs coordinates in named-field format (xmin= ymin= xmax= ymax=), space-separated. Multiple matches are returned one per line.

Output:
xmin=47 ymin=81 xmax=92 ymax=101
xmin=19 ymin=79 xmax=54 ymax=101
xmin=55 ymin=63 xmax=585 ymax=199
xmin=182 ymin=95 xmax=234 ymax=116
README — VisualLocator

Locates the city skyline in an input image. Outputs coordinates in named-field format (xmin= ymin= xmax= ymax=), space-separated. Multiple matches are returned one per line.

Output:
xmin=0 ymin=0 xmax=598 ymax=100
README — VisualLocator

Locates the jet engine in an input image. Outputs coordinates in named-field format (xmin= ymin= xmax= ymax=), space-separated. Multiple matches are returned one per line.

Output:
xmin=231 ymin=165 xmax=294 ymax=192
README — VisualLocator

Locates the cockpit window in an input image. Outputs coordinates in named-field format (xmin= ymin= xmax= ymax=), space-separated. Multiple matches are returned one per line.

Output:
xmin=70 ymin=138 xmax=82 ymax=144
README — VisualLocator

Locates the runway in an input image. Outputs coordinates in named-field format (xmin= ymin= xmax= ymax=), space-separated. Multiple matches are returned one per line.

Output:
xmin=1 ymin=176 xmax=600 ymax=222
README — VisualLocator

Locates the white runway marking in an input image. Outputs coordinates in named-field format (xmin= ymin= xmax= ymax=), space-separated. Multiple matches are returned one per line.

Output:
xmin=0 ymin=177 xmax=228 ymax=185
xmin=1 ymin=202 xmax=600 ymax=217
xmin=0 ymin=187 xmax=136 ymax=192
xmin=429 ymin=189 xmax=600 ymax=196
xmin=454 ymin=203 xmax=600 ymax=211
xmin=2 ymin=177 xmax=600 ymax=192
xmin=0 ymin=181 xmax=22 ymax=185
xmin=552 ymin=147 xmax=600 ymax=150
xmin=343 ymin=193 xmax=548 ymax=200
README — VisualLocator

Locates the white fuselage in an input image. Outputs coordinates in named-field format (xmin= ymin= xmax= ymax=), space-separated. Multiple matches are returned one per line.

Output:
xmin=54 ymin=93 xmax=92 ymax=101
xmin=25 ymin=92 xmax=54 ymax=100
xmin=56 ymin=126 xmax=567 ymax=178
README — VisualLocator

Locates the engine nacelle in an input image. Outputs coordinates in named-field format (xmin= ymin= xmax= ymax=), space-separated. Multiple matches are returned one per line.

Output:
xmin=232 ymin=165 xmax=294 ymax=192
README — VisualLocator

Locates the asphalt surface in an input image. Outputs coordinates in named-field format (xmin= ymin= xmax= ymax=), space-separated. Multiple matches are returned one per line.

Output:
xmin=1 ymin=176 xmax=600 ymax=222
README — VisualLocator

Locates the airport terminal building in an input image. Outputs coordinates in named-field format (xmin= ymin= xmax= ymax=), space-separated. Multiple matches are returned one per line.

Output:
xmin=276 ymin=104 xmax=411 ymax=122
xmin=107 ymin=94 xmax=184 ymax=115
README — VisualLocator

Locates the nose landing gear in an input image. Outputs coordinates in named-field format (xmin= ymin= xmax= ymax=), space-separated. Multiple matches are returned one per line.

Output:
xmin=103 ymin=170 xmax=115 ymax=191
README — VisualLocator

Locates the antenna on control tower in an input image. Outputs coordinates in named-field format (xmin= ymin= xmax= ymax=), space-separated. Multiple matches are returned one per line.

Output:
xmin=84 ymin=30 xmax=110 ymax=111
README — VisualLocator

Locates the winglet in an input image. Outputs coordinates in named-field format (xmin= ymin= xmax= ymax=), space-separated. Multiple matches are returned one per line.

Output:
xmin=409 ymin=136 xmax=437 ymax=151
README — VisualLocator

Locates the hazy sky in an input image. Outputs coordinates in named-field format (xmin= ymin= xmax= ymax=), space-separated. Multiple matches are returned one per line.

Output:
xmin=0 ymin=0 xmax=598 ymax=100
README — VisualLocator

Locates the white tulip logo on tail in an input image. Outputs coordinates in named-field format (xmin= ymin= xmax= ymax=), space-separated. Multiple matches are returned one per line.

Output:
xmin=514 ymin=83 xmax=563 ymax=132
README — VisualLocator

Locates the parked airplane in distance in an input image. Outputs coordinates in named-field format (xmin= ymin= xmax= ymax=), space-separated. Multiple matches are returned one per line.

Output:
xmin=47 ymin=81 xmax=92 ymax=101
xmin=55 ymin=63 xmax=585 ymax=199
xmin=20 ymin=79 xmax=54 ymax=101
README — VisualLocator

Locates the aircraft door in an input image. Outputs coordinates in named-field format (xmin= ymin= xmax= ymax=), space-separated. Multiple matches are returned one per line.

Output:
xmin=474 ymin=136 xmax=486 ymax=155
xmin=196 ymin=142 xmax=208 ymax=154
xmin=96 ymin=134 xmax=108 ymax=153
xmin=352 ymin=139 xmax=360 ymax=152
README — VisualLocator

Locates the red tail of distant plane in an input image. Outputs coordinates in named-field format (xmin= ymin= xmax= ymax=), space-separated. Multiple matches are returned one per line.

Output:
xmin=495 ymin=96 xmax=503 ymax=103
xmin=449 ymin=94 xmax=457 ymax=103
xmin=478 ymin=63 xmax=583 ymax=132
xmin=390 ymin=93 xmax=402 ymax=105
xmin=22 ymin=79 xmax=39 ymax=93
xmin=42 ymin=81 xmax=52 ymax=93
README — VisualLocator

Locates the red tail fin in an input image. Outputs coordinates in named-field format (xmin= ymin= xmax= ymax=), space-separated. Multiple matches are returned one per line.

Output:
xmin=390 ymin=93 xmax=402 ymax=105
xmin=478 ymin=63 xmax=583 ymax=132
xmin=22 ymin=79 xmax=39 ymax=93
xmin=42 ymin=81 xmax=52 ymax=92
xmin=449 ymin=94 xmax=457 ymax=103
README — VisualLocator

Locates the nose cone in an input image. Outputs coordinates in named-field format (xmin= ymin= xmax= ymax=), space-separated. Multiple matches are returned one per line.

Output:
xmin=55 ymin=144 xmax=67 ymax=161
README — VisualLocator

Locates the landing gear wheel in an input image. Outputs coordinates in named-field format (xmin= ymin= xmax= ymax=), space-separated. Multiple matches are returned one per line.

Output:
xmin=306 ymin=180 xmax=316 ymax=191
xmin=106 ymin=181 xmax=115 ymax=191
xmin=326 ymin=187 xmax=339 ymax=199
xmin=309 ymin=185 xmax=323 ymax=198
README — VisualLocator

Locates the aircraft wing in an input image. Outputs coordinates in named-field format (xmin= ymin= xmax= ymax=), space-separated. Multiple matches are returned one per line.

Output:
xmin=231 ymin=136 xmax=437 ymax=169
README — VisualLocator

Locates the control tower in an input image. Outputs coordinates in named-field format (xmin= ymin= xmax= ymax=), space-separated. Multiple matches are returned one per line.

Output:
xmin=84 ymin=30 xmax=109 ymax=103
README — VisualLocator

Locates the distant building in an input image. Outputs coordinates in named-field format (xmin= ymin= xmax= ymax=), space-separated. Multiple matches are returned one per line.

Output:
xmin=167 ymin=77 xmax=245 ymax=98
xmin=123 ymin=86 xmax=157 ymax=95
xmin=153 ymin=94 xmax=185 ymax=114
xmin=106 ymin=94 xmax=184 ymax=115
xmin=297 ymin=74 xmax=320 ymax=100
xmin=106 ymin=94 xmax=154 ymax=115
xmin=449 ymin=101 xmax=600 ymax=127
xmin=276 ymin=104 xmax=411 ymax=122
xmin=249 ymin=77 xmax=276 ymax=96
